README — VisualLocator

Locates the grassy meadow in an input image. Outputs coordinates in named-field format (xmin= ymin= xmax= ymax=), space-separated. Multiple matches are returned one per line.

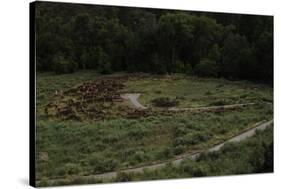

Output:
xmin=112 ymin=126 xmax=273 ymax=182
xmin=124 ymin=75 xmax=273 ymax=108
xmin=36 ymin=71 xmax=273 ymax=186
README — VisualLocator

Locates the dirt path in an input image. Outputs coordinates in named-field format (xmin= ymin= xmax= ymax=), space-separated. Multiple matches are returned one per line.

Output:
xmin=121 ymin=93 xmax=147 ymax=109
xmin=38 ymin=119 xmax=273 ymax=184
xmin=122 ymin=93 xmax=257 ymax=112
xmin=168 ymin=102 xmax=256 ymax=111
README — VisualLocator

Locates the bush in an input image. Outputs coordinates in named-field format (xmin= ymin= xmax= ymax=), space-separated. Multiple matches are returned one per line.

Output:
xmin=173 ymin=137 xmax=187 ymax=146
xmin=89 ymin=154 xmax=119 ymax=173
xmin=53 ymin=54 xmax=78 ymax=74
xmin=262 ymin=142 xmax=273 ymax=172
xmin=81 ymin=48 xmax=98 ymax=69
xmin=152 ymin=54 xmax=167 ymax=74
xmin=194 ymin=58 xmax=218 ymax=77
xmin=82 ymin=46 xmax=112 ymax=74
xmin=64 ymin=163 xmax=81 ymax=175
xmin=182 ymin=160 xmax=208 ymax=177
xmin=181 ymin=159 xmax=209 ymax=177
xmin=172 ymin=60 xmax=185 ymax=73
xmin=104 ymin=159 xmax=119 ymax=172
xmin=185 ymin=62 xmax=193 ymax=74
xmin=207 ymin=44 xmax=221 ymax=62
xmin=174 ymin=132 xmax=212 ymax=146
xmin=116 ymin=171 xmax=133 ymax=182
xmin=173 ymin=145 xmax=185 ymax=155
xmin=204 ymin=91 xmax=212 ymax=95
xmin=128 ymin=128 xmax=146 ymax=140
xmin=102 ymin=134 xmax=119 ymax=144
xmin=133 ymin=150 xmax=149 ymax=163
xmin=173 ymin=126 xmax=188 ymax=138
xmin=161 ymin=147 xmax=173 ymax=158
xmin=208 ymin=99 xmax=232 ymax=106
xmin=99 ymin=61 xmax=112 ymax=74
xmin=56 ymin=167 xmax=66 ymax=176
xmin=151 ymin=97 xmax=179 ymax=107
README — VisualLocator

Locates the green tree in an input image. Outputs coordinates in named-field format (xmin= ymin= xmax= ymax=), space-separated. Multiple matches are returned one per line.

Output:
xmin=207 ymin=44 xmax=221 ymax=62
xmin=72 ymin=13 xmax=91 ymax=68
xmin=254 ymin=32 xmax=273 ymax=82
xmin=95 ymin=48 xmax=112 ymax=74
xmin=158 ymin=13 xmax=194 ymax=73
xmin=194 ymin=58 xmax=218 ymax=77
xmin=221 ymin=33 xmax=252 ymax=79
xmin=34 ymin=2 xmax=273 ymax=83
xmin=52 ymin=54 xmax=78 ymax=74
xmin=189 ymin=16 xmax=224 ymax=67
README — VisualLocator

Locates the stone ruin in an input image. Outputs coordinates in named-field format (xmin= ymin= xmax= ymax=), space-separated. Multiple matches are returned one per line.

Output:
xmin=44 ymin=79 xmax=125 ymax=120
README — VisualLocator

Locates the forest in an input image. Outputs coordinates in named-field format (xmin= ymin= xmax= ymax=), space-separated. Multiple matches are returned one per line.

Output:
xmin=35 ymin=2 xmax=273 ymax=83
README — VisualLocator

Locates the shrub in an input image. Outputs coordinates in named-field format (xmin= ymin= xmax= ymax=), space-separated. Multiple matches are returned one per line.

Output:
xmin=194 ymin=58 xmax=218 ymax=77
xmin=182 ymin=161 xmax=208 ymax=177
xmin=104 ymin=159 xmax=119 ymax=172
xmin=57 ymin=167 xmax=66 ymax=176
xmin=116 ymin=171 xmax=133 ymax=182
xmin=64 ymin=163 xmax=81 ymax=175
xmin=208 ymin=99 xmax=232 ymax=106
xmin=151 ymin=97 xmax=179 ymax=107
xmin=84 ymin=46 xmax=112 ymax=74
xmin=195 ymin=132 xmax=212 ymax=142
xmin=207 ymin=44 xmax=221 ymax=62
xmin=89 ymin=155 xmax=119 ymax=173
xmin=172 ymin=60 xmax=185 ymax=73
xmin=181 ymin=132 xmax=212 ymax=146
xmin=262 ymin=142 xmax=273 ymax=172
xmin=99 ymin=61 xmax=112 ymax=74
xmin=152 ymin=54 xmax=167 ymax=74
xmin=161 ymin=147 xmax=173 ymax=158
xmin=128 ymin=128 xmax=147 ymax=140
xmin=81 ymin=47 xmax=105 ymax=69
xmin=102 ymin=134 xmax=119 ymax=144
xmin=89 ymin=155 xmax=99 ymax=166
xmin=154 ymin=90 xmax=162 ymax=94
xmin=173 ymin=145 xmax=185 ymax=155
xmin=173 ymin=137 xmax=187 ymax=146
xmin=173 ymin=127 xmax=188 ymax=138
xmin=53 ymin=54 xmax=78 ymax=74
xmin=133 ymin=150 xmax=149 ymax=163
xmin=185 ymin=62 xmax=193 ymax=74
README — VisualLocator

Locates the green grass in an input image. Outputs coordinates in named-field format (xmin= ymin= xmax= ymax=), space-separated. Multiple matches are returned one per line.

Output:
xmin=36 ymin=104 xmax=272 ymax=180
xmin=35 ymin=72 xmax=273 ymax=186
xmin=124 ymin=75 xmax=273 ymax=108
xmin=114 ymin=126 xmax=273 ymax=182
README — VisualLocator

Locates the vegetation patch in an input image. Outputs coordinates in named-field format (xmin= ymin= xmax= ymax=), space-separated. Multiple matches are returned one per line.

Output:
xmin=113 ymin=126 xmax=273 ymax=182
xmin=151 ymin=97 xmax=179 ymax=107
xmin=35 ymin=72 xmax=273 ymax=186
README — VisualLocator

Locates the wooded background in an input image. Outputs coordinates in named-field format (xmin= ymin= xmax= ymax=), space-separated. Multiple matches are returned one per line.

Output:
xmin=35 ymin=2 xmax=273 ymax=83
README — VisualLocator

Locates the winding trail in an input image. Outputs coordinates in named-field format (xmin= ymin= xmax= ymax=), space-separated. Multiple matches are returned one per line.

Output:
xmin=37 ymin=119 xmax=273 ymax=184
xmin=121 ymin=93 xmax=147 ymax=109
xmin=121 ymin=93 xmax=257 ymax=112
xmin=168 ymin=102 xmax=256 ymax=111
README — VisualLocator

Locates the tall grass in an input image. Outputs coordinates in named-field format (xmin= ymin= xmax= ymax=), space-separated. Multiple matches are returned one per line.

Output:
xmin=36 ymin=72 xmax=273 ymax=186
xmin=114 ymin=126 xmax=273 ymax=181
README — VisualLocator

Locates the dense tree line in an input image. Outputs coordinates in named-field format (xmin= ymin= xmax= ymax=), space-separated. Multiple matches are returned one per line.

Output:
xmin=35 ymin=2 xmax=273 ymax=82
